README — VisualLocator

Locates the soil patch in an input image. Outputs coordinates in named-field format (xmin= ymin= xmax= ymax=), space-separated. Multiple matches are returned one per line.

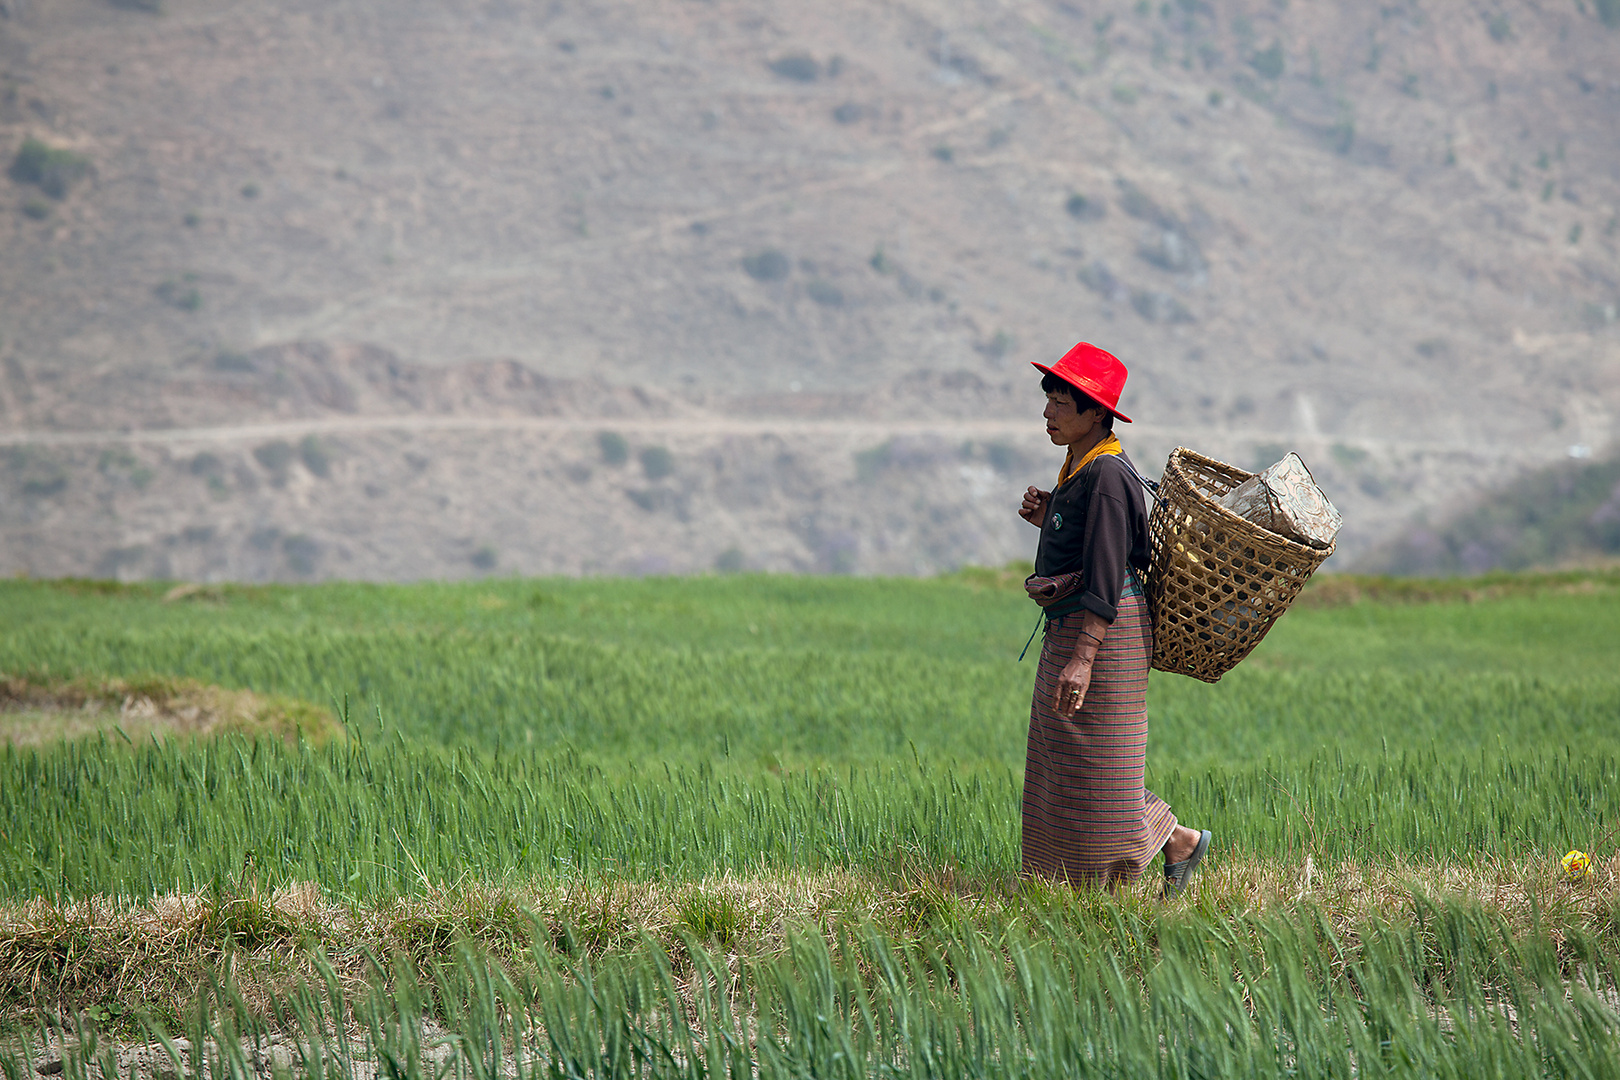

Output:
xmin=0 ymin=675 xmax=339 ymax=747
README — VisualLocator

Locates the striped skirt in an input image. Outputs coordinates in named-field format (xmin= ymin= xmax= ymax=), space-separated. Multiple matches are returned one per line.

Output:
xmin=1021 ymin=581 xmax=1177 ymax=887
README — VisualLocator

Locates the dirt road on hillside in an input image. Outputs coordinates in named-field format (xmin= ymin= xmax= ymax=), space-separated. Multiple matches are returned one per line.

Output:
xmin=0 ymin=415 xmax=1451 ymax=455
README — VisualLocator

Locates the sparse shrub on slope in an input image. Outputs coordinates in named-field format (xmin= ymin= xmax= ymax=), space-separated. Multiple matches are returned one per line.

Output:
xmin=1065 ymin=192 xmax=1104 ymax=220
xmin=298 ymin=435 xmax=331 ymax=478
xmin=253 ymin=440 xmax=295 ymax=484
xmin=742 ymin=249 xmax=790 ymax=282
xmin=1077 ymin=260 xmax=1124 ymax=299
xmin=154 ymin=278 xmax=201 ymax=311
xmin=1248 ymin=40 xmax=1285 ymax=79
xmin=1138 ymin=228 xmax=1203 ymax=273
xmin=20 ymin=473 xmax=67 ymax=497
xmin=1115 ymin=177 xmax=1184 ymax=230
xmin=5 ymin=447 xmax=68 ymax=498
xmin=982 ymin=441 xmax=1028 ymax=474
xmin=767 ymin=54 xmax=820 ymax=82
xmin=976 ymin=329 xmax=1013 ymax=361
xmin=1363 ymin=451 xmax=1620 ymax=574
xmin=97 ymin=447 xmax=153 ymax=490
xmin=8 ymin=138 xmax=90 ymax=200
xmin=597 ymin=431 xmax=629 ymax=465
xmin=253 ymin=440 xmax=294 ymax=472
xmin=805 ymin=279 xmax=844 ymax=307
xmin=282 ymin=534 xmax=320 ymax=576
xmin=1330 ymin=115 xmax=1356 ymax=155
xmin=639 ymin=445 xmax=674 ymax=480
xmin=1130 ymin=288 xmax=1194 ymax=323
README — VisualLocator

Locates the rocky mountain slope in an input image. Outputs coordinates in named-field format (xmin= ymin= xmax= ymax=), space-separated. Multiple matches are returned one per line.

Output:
xmin=1 ymin=0 xmax=1617 ymax=579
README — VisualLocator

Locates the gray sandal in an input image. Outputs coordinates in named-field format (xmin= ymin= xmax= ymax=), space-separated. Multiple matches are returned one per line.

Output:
xmin=1163 ymin=830 xmax=1211 ymax=897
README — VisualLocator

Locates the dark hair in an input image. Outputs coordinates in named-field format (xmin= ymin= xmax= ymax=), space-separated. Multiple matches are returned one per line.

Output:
xmin=1041 ymin=372 xmax=1115 ymax=431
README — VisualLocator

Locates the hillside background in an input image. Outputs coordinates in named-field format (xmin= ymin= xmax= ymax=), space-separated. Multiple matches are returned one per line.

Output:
xmin=1 ymin=0 xmax=1617 ymax=580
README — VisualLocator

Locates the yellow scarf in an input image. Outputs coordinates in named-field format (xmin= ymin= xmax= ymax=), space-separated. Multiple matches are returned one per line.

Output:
xmin=1056 ymin=433 xmax=1122 ymax=489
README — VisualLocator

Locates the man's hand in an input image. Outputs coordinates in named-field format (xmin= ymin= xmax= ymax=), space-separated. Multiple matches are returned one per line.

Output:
xmin=1054 ymin=609 xmax=1109 ymax=717
xmin=1019 ymin=486 xmax=1050 ymax=525
xmin=1053 ymin=655 xmax=1092 ymax=718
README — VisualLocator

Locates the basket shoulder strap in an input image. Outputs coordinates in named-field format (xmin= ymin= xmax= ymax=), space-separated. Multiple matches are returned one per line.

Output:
xmin=1114 ymin=454 xmax=1165 ymax=509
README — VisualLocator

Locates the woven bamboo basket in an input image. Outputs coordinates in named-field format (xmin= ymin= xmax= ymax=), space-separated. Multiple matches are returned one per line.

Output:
xmin=1145 ymin=448 xmax=1334 ymax=683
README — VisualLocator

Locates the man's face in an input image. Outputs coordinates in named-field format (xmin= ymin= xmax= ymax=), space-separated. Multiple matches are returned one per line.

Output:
xmin=1044 ymin=390 xmax=1102 ymax=446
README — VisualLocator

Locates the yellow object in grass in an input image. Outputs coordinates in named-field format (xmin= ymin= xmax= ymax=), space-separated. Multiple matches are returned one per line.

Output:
xmin=1562 ymin=849 xmax=1592 ymax=878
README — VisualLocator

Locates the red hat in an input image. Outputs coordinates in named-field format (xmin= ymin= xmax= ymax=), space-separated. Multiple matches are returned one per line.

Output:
xmin=1031 ymin=342 xmax=1132 ymax=423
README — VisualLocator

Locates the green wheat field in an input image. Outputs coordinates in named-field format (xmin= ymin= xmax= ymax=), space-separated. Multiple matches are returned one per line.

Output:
xmin=2 ymin=568 xmax=1618 ymax=1078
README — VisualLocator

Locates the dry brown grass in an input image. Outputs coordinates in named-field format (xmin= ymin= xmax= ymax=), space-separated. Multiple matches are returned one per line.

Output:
xmin=0 ymin=674 xmax=340 ymax=747
xmin=943 ymin=566 xmax=1620 ymax=607
xmin=2 ymin=852 xmax=1614 ymax=1031
xmin=1295 ymin=568 xmax=1620 ymax=607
